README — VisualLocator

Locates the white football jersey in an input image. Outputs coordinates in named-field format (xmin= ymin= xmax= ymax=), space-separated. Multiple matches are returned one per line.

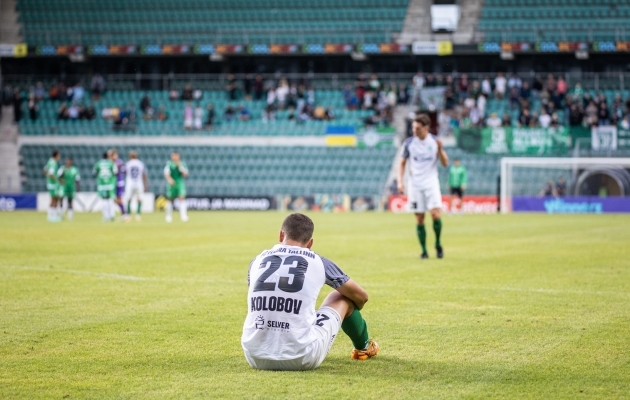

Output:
xmin=241 ymin=244 xmax=349 ymax=361
xmin=125 ymin=159 xmax=146 ymax=186
xmin=401 ymin=135 xmax=440 ymax=190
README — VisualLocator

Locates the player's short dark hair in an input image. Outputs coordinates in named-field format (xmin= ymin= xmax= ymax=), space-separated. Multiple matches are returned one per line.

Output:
xmin=66 ymin=157 xmax=73 ymax=162
xmin=281 ymin=213 xmax=314 ymax=244
xmin=103 ymin=152 xmax=108 ymax=159
xmin=52 ymin=150 xmax=60 ymax=157
xmin=414 ymin=114 xmax=430 ymax=126
xmin=171 ymin=151 xmax=180 ymax=156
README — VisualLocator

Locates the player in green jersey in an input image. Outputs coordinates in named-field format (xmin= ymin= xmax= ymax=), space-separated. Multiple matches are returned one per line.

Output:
xmin=93 ymin=151 xmax=118 ymax=222
xmin=59 ymin=158 xmax=81 ymax=221
xmin=164 ymin=151 xmax=189 ymax=223
xmin=448 ymin=158 xmax=468 ymax=214
xmin=43 ymin=150 xmax=62 ymax=222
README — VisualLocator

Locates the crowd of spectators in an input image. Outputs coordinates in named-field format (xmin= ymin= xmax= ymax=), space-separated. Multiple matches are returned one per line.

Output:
xmin=402 ymin=71 xmax=630 ymax=134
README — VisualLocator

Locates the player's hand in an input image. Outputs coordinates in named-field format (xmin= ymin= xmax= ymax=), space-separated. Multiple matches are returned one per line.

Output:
xmin=397 ymin=182 xmax=405 ymax=194
xmin=167 ymin=178 xmax=175 ymax=185
xmin=461 ymin=185 xmax=466 ymax=191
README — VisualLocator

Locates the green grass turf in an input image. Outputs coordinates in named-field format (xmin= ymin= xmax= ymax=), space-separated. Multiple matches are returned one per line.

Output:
xmin=1 ymin=211 xmax=629 ymax=399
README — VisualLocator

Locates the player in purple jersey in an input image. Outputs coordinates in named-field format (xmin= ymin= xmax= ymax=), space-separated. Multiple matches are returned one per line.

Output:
xmin=110 ymin=149 xmax=129 ymax=221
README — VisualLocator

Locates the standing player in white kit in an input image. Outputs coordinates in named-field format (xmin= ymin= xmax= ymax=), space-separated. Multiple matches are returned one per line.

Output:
xmin=398 ymin=114 xmax=449 ymax=259
xmin=124 ymin=151 xmax=149 ymax=221
xmin=242 ymin=213 xmax=379 ymax=371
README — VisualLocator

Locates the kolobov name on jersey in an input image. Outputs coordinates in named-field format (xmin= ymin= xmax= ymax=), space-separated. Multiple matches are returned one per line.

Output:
xmin=250 ymin=296 xmax=303 ymax=315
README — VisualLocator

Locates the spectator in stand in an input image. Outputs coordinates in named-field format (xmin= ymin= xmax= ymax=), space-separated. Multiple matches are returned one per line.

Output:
xmin=254 ymin=75 xmax=264 ymax=101
xmin=386 ymin=83 xmax=397 ymax=107
xmin=518 ymin=108 xmax=532 ymax=127
xmin=582 ymin=92 xmax=593 ymax=108
xmin=243 ymin=74 xmax=253 ymax=101
xmin=140 ymin=95 xmax=151 ymax=115
xmin=325 ymin=106 xmax=335 ymax=121
xmin=262 ymin=104 xmax=275 ymax=123
xmin=545 ymin=74 xmax=557 ymax=93
xmin=494 ymin=72 xmax=507 ymax=99
xmin=486 ymin=112 xmax=502 ymax=128
xmin=355 ymin=74 xmax=367 ymax=107
xmin=557 ymin=76 xmax=567 ymax=95
xmin=539 ymin=109 xmax=551 ymax=128
xmin=532 ymin=75 xmax=544 ymax=97
xmin=266 ymin=87 xmax=276 ymax=109
xmin=411 ymin=72 xmax=424 ymax=105
xmin=28 ymin=94 xmax=37 ymax=121
xmin=276 ymin=79 xmax=290 ymax=110
xmin=205 ymin=104 xmax=214 ymax=129
xmin=3 ymin=84 xmax=13 ymax=106
xmin=182 ymin=84 xmax=194 ymax=101
xmin=157 ymin=105 xmax=168 ymax=121
xmin=194 ymin=104 xmax=204 ymax=130
xmin=572 ymin=82 xmax=584 ymax=100
xmin=529 ymin=112 xmax=540 ymax=127
xmin=501 ymin=113 xmax=512 ymax=127
xmin=481 ymin=76 xmax=492 ymax=97
xmin=224 ymin=105 xmax=236 ymax=122
xmin=477 ymin=93 xmax=487 ymax=116
xmin=620 ymin=115 xmax=630 ymax=129
xmin=343 ymin=84 xmax=354 ymax=109
xmin=508 ymin=73 xmax=522 ymax=90
xmin=34 ymin=82 xmax=45 ymax=101
xmin=84 ymin=105 xmax=96 ymax=120
xmin=363 ymin=90 xmax=375 ymax=110
xmin=555 ymin=177 xmax=567 ymax=197
xmin=519 ymin=81 xmax=532 ymax=101
xmin=469 ymin=80 xmax=481 ymax=99
xmin=313 ymin=105 xmax=326 ymax=121
xmin=509 ymin=86 xmax=520 ymax=109
xmin=90 ymin=74 xmax=105 ymax=100
xmin=458 ymin=74 xmax=469 ymax=101
xmin=444 ymin=89 xmax=456 ymax=110
xmin=65 ymin=85 xmax=74 ymax=102
xmin=73 ymin=82 xmax=85 ymax=103
xmin=67 ymin=103 xmax=80 ymax=120
xmin=169 ymin=89 xmax=179 ymax=101
xmin=585 ymin=100 xmax=598 ymax=124
xmin=550 ymin=112 xmax=561 ymax=128
xmin=598 ymin=103 xmax=610 ymax=125
xmin=224 ymin=74 xmax=237 ymax=101
xmin=287 ymin=83 xmax=298 ymax=109
xmin=12 ymin=88 xmax=22 ymax=123
xmin=184 ymin=102 xmax=193 ymax=129
xmin=425 ymin=74 xmax=436 ymax=87
xmin=369 ymin=74 xmax=380 ymax=91
xmin=238 ymin=105 xmax=251 ymax=121
xmin=57 ymin=101 xmax=69 ymax=120
xmin=539 ymin=180 xmax=557 ymax=197
xmin=568 ymin=104 xmax=583 ymax=126
xmin=612 ymin=93 xmax=625 ymax=119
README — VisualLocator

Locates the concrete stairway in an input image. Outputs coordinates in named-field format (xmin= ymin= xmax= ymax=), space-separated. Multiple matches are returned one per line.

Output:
xmin=0 ymin=0 xmax=23 ymax=44
xmin=396 ymin=0 xmax=432 ymax=44
xmin=0 ymin=106 xmax=21 ymax=193
xmin=452 ymin=0 xmax=484 ymax=44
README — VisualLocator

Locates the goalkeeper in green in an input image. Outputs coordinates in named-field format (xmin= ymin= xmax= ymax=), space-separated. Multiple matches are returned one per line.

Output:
xmin=164 ymin=151 xmax=189 ymax=222
xmin=43 ymin=150 xmax=62 ymax=222
xmin=448 ymin=158 xmax=467 ymax=214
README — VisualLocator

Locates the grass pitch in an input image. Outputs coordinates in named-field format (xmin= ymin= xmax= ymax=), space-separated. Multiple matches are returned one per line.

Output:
xmin=1 ymin=211 xmax=629 ymax=399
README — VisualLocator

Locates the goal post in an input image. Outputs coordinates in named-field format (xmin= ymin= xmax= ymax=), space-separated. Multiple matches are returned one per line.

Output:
xmin=500 ymin=157 xmax=630 ymax=214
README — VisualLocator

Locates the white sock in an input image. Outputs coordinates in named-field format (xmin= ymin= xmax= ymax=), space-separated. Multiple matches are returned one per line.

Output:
xmin=179 ymin=199 xmax=187 ymax=219
xmin=102 ymin=199 xmax=108 ymax=219
xmin=166 ymin=201 xmax=173 ymax=218
xmin=67 ymin=210 xmax=73 ymax=220
xmin=48 ymin=207 xmax=53 ymax=220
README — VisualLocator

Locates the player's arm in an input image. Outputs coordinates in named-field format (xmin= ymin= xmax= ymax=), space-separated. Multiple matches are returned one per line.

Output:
xmin=164 ymin=165 xmax=175 ymax=185
xmin=75 ymin=172 xmax=81 ymax=192
xmin=322 ymin=257 xmax=368 ymax=310
xmin=461 ymin=167 xmax=467 ymax=190
xmin=179 ymin=163 xmax=189 ymax=178
xmin=436 ymin=139 xmax=449 ymax=167
xmin=57 ymin=167 xmax=65 ymax=185
xmin=142 ymin=170 xmax=149 ymax=192
xmin=397 ymin=141 xmax=410 ymax=194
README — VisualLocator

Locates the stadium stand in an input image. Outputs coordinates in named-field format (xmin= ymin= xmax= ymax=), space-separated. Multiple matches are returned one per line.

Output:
xmin=16 ymin=0 xmax=409 ymax=45
xmin=479 ymin=0 xmax=630 ymax=42
xmin=20 ymin=145 xmax=395 ymax=197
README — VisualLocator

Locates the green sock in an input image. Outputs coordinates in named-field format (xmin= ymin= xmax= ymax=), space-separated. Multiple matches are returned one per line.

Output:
xmin=433 ymin=219 xmax=442 ymax=248
xmin=416 ymin=224 xmax=427 ymax=253
xmin=137 ymin=202 xmax=142 ymax=215
xmin=341 ymin=308 xmax=370 ymax=350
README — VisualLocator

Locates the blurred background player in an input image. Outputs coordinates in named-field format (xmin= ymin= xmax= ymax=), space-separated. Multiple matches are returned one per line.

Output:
xmin=398 ymin=114 xmax=449 ymax=259
xmin=124 ymin=151 xmax=148 ymax=221
xmin=59 ymin=158 xmax=81 ymax=220
xmin=448 ymin=158 xmax=467 ymax=215
xmin=110 ymin=149 xmax=129 ymax=221
xmin=43 ymin=150 xmax=62 ymax=222
xmin=93 ymin=151 xmax=117 ymax=222
xmin=164 ymin=151 xmax=189 ymax=223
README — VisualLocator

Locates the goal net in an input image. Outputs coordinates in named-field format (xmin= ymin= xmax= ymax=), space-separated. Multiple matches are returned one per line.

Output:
xmin=500 ymin=157 xmax=630 ymax=214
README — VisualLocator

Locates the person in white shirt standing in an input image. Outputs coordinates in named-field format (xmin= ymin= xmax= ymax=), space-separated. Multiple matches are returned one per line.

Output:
xmin=242 ymin=213 xmax=379 ymax=371
xmin=124 ymin=151 xmax=149 ymax=221
xmin=398 ymin=114 xmax=449 ymax=259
